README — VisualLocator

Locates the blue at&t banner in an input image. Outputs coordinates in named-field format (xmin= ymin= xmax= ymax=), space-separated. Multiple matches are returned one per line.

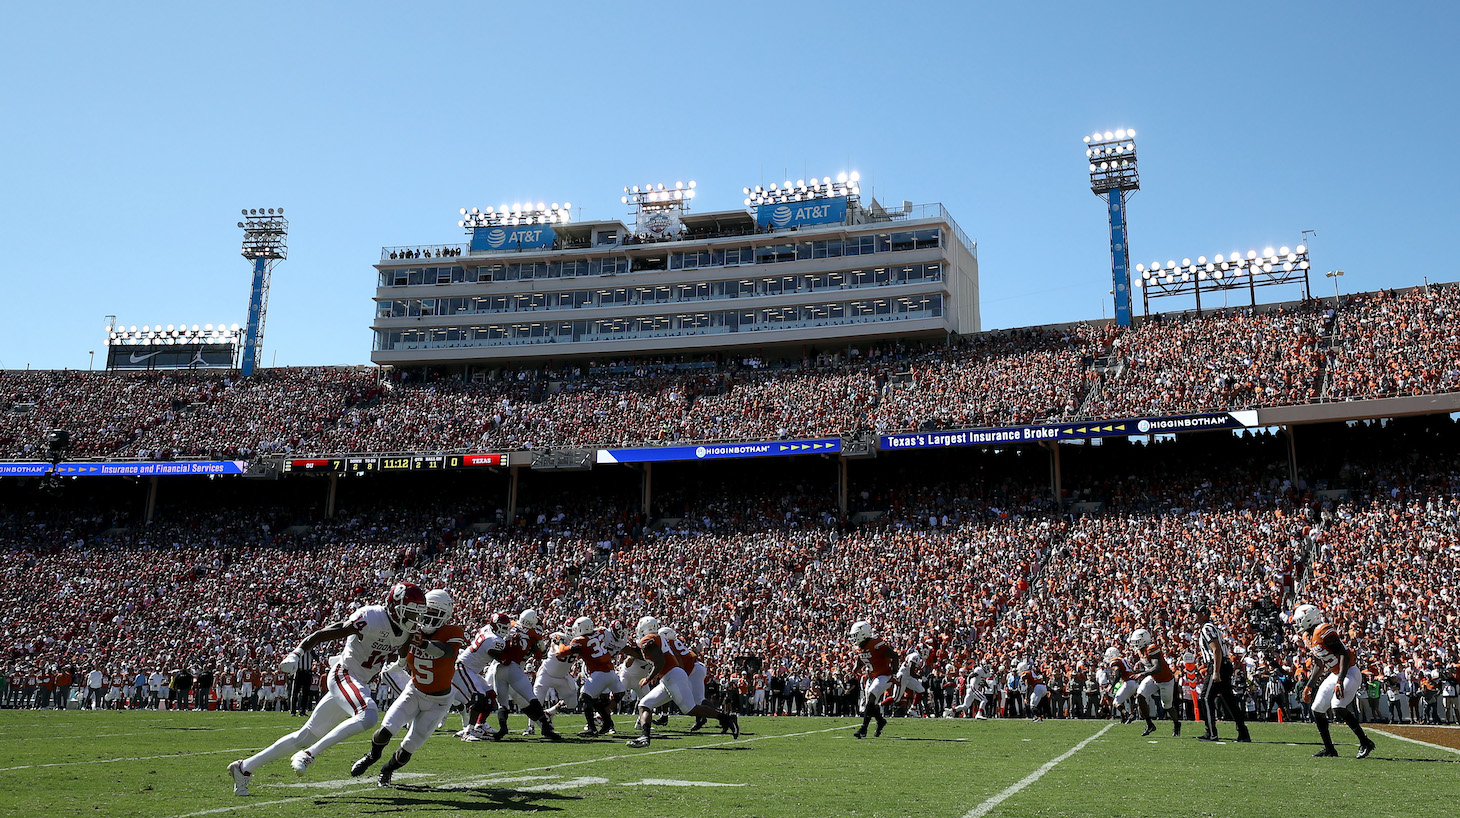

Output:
xmin=470 ymin=225 xmax=558 ymax=252
xmin=754 ymin=197 xmax=848 ymax=230
xmin=596 ymin=438 xmax=842 ymax=464
xmin=0 ymin=460 xmax=250 ymax=478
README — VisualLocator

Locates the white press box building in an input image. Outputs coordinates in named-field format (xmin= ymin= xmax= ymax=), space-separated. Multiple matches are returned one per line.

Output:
xmin=371 ymin=177 xmax=978 ymax=367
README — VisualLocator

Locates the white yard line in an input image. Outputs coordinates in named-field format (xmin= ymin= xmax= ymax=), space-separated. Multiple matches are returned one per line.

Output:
xmin=1372 ymin=728 xmax=1460 ymax=756
xmin=174 ymin=723 xmax=857 ymax=817
xmin=962 ymin=723 xmax=1113 ymax=818
xmin=6 ymin=725 xmax=282 ymax=742
xmin=0 ymin=748 xmax=264 ymax=773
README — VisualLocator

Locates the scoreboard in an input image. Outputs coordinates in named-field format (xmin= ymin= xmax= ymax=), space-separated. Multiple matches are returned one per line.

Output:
xmin=283 ymin=453 xmax=504 ymax=473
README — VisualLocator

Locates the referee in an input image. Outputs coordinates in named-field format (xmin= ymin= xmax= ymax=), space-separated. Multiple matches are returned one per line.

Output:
xmin=1194 ymin=604 xmax=1251 ymax=743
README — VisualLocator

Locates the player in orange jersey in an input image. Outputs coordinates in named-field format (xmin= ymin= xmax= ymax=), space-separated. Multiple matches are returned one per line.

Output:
xmin=849 ymin=620 xmax=898 ymax=738
xmin=1127 ymin=628 xmax=1181 ymax=737
xmin=625 ymin=616 xmax=738 ymax=748
xmin=1291 ymin=604 xmax=1375 ymax=759
xmin=350 ymin=590 xmax=468 ymax=786
xmin=564 ymin=617 xmax=628 ymax=736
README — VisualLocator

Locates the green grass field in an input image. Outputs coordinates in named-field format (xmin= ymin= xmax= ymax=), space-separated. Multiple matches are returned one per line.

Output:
xmin=0 ymin=710 xmax=1455 ymax=817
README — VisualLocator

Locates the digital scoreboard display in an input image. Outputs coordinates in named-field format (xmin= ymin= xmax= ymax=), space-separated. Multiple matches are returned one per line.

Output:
xmin=283 ymin=454 xmax=503 ymax=473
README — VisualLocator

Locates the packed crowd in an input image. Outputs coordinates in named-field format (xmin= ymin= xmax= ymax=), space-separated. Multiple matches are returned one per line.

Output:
xmin=5 ymin=420 xmax=1459 ymax=725
xmin=5 ymin=284 xmax=1460 ymax=461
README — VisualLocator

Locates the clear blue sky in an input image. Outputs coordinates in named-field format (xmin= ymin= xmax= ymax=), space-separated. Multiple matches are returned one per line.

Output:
xmin=2 ymin=1 xmax=1455 ymax=370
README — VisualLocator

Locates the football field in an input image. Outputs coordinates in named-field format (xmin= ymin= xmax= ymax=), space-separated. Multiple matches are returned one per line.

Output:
xmin=1 ymin=711 xmax=1456 ymax=817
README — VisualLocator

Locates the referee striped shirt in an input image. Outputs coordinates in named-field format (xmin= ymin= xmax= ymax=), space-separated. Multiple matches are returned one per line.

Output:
xmin=1197 ymin=622 xmax=1224 ymax=665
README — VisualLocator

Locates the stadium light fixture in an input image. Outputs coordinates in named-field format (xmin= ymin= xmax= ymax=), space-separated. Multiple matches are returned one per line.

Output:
xmin=1085 ymin=130 xmax=1139 ymax=327
xmin=238 ymin=209 xmax=287 ymax=378
xmin=624 ymin=181 xmax=697 ymax=211
xmin=743 ymin=172 xmax=861 ymax=207
xmin=1134 ymin=244 xmax=1313 ymax=314
xmin=459 ymin=202 xmax=571 ymax=229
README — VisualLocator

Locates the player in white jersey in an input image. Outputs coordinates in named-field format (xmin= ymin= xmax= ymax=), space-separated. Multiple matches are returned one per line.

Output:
xmin=533 ymin=631 xmax=581 ymax=713
xmin=227 ymin=583 xmax=426 ymax=797
xmin=950 ymin=665 xmax=991 ymax=719
xmin=453 ymin=615 xmax=504 ymax=740
xmin=891 ymin=647 xmax=928 ymax=708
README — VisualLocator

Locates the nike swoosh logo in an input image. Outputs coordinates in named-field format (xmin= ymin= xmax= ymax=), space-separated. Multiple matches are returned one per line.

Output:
xmin=129 ymin=351 xmax=161 ymax=363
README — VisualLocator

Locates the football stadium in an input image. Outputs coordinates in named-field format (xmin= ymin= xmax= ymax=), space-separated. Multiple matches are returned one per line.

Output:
xmin=5 ymin=11 xmax=1460 ymax=816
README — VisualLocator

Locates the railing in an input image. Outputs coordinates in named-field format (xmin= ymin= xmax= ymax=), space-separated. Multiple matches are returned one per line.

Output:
xmin=381 ymin=244 xmax=468 ymax=262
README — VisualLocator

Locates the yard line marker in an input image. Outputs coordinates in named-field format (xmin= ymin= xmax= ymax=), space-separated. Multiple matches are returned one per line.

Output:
xmin=174 ymin=723 xmax=856 ymax=817
xmin=962 ymin=723 xmax=1113 ymax=818
xmin=1372 ymin=728 xmax=1460 ymax=756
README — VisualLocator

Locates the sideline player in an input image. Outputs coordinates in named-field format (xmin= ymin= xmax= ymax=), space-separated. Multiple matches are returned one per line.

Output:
xmin=227 ymin=583 xmax=426 ymax=796
xmin=849 ymin=620 xmax=897 ymax=738
xmin=1291 ymin=604 xmax=1375 ymax=759
xmin=351 ymin=590 xmax=467 ymax=786
xmin=1128 ymin=628 xmax=1181 ymax=737
xmin=625 ymin=617 xmax=739 ymax=748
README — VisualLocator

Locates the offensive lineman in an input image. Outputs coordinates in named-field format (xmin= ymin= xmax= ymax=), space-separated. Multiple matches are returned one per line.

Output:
xmin=351 ymin=589 xmax=467 ymax=786
xmin=228 ymin=583 xmax=427 ymax=796
xmin=1291 ymin=604 xmax=1375 ymax=759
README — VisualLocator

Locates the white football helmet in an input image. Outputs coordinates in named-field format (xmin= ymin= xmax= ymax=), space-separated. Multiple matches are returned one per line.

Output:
xmin=1291 ymin=603 xmax=1324 ymax=632
xmin=973 ymin=665 xmax=988 ymax=679
xmin=1016 ymin=661 xmax=1030 ymax=674
xmin=849 ymin=620 xmax=874 ymax=644
xmin=571 ymin=616 xmax=595 ymax=639
xmin=636 ymin=615 xmax=661 ymax=641
xmin=1104 ymin=646 xmax=1121 ymax=662
xmin=1128 ymin=628 xmax=1153 ymax=650
xmin=420 ymin=589 xmax=453 ymax=632
xmin=518 ymin=608 xmax=540 ymax=630
xmin=658 ymin=625 xmax=679 ymax=641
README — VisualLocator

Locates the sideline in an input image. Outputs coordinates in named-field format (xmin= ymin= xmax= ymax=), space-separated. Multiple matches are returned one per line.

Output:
xmin=1372 ymin=728 xmax=1460 ymax=756
xmin=962 ymin=723 xmax=1114 ymax=818
xmin=175 ymin=723 xmax=858 ymax=817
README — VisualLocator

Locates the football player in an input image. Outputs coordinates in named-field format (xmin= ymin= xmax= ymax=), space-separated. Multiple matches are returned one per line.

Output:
xmin=625 ymin=617 xmax=739 ymax=748
xmin=888 ymin=645 xmax=928 ymax=713
xmin=1128 ymin=628 xmax=1181 ymax=737
xmin=849 ymin=620 xmax=897 ymax=738
xmin=563 ymin=617 xmax=627 ymax=736
xmin=1292 ymin=604 xmax=1376 ymax=759
xmin=484 ymin=609 xmax=562 ymax=740
xmin=533 ymin=630 xmax=582 ymax=731
xmin=228 ymin=582 xmax=426 ymax=796
xmin=1106 ymin=646 xmax=1144 ymax=725
xmin=950 ymin=664 xmax=991 ymax=719
xmin=1017 ymin=661 xmax=1048 ymax=722
xmin=453 ymin=613 xmax=505 ymax=740
xmin=351 ymin=590 xmax=467 ymax=786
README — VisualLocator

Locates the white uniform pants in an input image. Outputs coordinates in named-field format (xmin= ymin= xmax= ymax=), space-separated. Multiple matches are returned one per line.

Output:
xmin=861 ymin=674 xmax=893 ymax=709
xmin=1312 ymin=666 xmax=1362 ymax=715
xmin=533 ymin=669 xmax=580 ymax=710
xmin=490 ymin=662 xmax=535 ymax=706
xmin=641 ymin=666 xmax=696 ymax=712
xmin=1136 ymin=677 xmax=1176 ymax=709
xmin=583 ymin=668 xmax=625 ymax=699
xmin=381 ymin=684 xmax=453 ymax=753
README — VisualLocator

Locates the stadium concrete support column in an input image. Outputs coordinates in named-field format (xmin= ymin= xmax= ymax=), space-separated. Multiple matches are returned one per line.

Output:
xmin=1286 ymin=425 xmax=1298 ymax=487
xmin=1043 ymin=441 xmax=1063 ymax=508
xmin=326 ymin=475 xmax=338 ymax=519
xmin=642 ymin=463 xmax=652 ymax=519
xmin=838 ymin=458 xmax=848 ymax=516
xmin=507 ymin=464 xmax=520 ymax=525
xmin=145 ymin=476 xmax=158 ymax=523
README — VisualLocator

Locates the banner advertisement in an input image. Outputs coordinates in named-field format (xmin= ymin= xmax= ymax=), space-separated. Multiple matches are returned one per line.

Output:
xmin=879 ymin=411 xmax=1259 ymax=452
xmin=107 ymin=344 xmax=236 ymax=370
xmin=754 ymin=196 xmax=848 ymax=229
xmin=469 ymin=225 xmax=557 ymax=252
xmin=596 ymin=438 xmax=841 ymax=464
xmin=0 ymin=460 xmax=248 ymax=477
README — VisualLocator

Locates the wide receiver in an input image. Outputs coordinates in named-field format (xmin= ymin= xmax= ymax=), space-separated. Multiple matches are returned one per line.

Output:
xmin=1128 ymin=628 xmax=1181 ymax=737
xmin=1291 ymin=604 xmax=1375 ymax=759
xmin=350 ymin=589 xmax=467 ymax=786
xmin=849 ymin=620 xmax=896 ymax=738
xmin=228 ymin=582 xmax=427 ymax=796
xmin=625 ymin=616 xmax=738 ymax=748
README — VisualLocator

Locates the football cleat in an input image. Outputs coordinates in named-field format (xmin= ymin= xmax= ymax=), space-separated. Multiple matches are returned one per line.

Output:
xmin=462 ymin=732 xmax=484 ymax=742
xmin=1313 ymin=747 xmax=1339 ymax=758
xmin=490 ymin=726 xmax=508 ymax=741
xmin=350 ymin=753 xmax=377 ymax=777
xmin=691 ymin=716 xmax=707 ymax=732
xmin=542 ymin=725 xmax=565 ymax=742
xmin=852 ymin=728 xmax=867 ymax=739
xmin=228 ymin=760 xmax=251 ymax=797
xmin=578 ymin=727 xmax=600 ymax=738
xmin=520 ymin=727 xmax=535 ymax=736
xmin=378 ymin=768 xmax=395 ymax=787
xmin=1172 ymin=722 xmax=1181 ymax=737
xmin=1141 ymin=724 xmax=1156 ymax=737
xmin=1357 ymin=739 xmax=1375 ymax=759
xmin=290 ymin=749 xmax=314 ymax=776
xmin=1234 ymin=734 xmax=1252 ymax=743
xmin=1197 ymin=734 xmax=1217 ymax=742
xmin=874 ymin=718 xmax=886 ymax=738
xmin=601 ymin=727 xmax=617 ymax=736
xmin=725 ymin=714 xmax=740 ymax=739
xmin=626 ymin=736 xmax=651 ymax=749
xmin=653 ymin=714 xmax=669 ymax=726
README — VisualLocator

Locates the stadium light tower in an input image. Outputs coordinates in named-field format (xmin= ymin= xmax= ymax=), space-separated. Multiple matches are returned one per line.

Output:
xmin=1085 ymin=129 xmax=1139 ymax=326
xmin=237 ymin=208 xmax=287 ymax=377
